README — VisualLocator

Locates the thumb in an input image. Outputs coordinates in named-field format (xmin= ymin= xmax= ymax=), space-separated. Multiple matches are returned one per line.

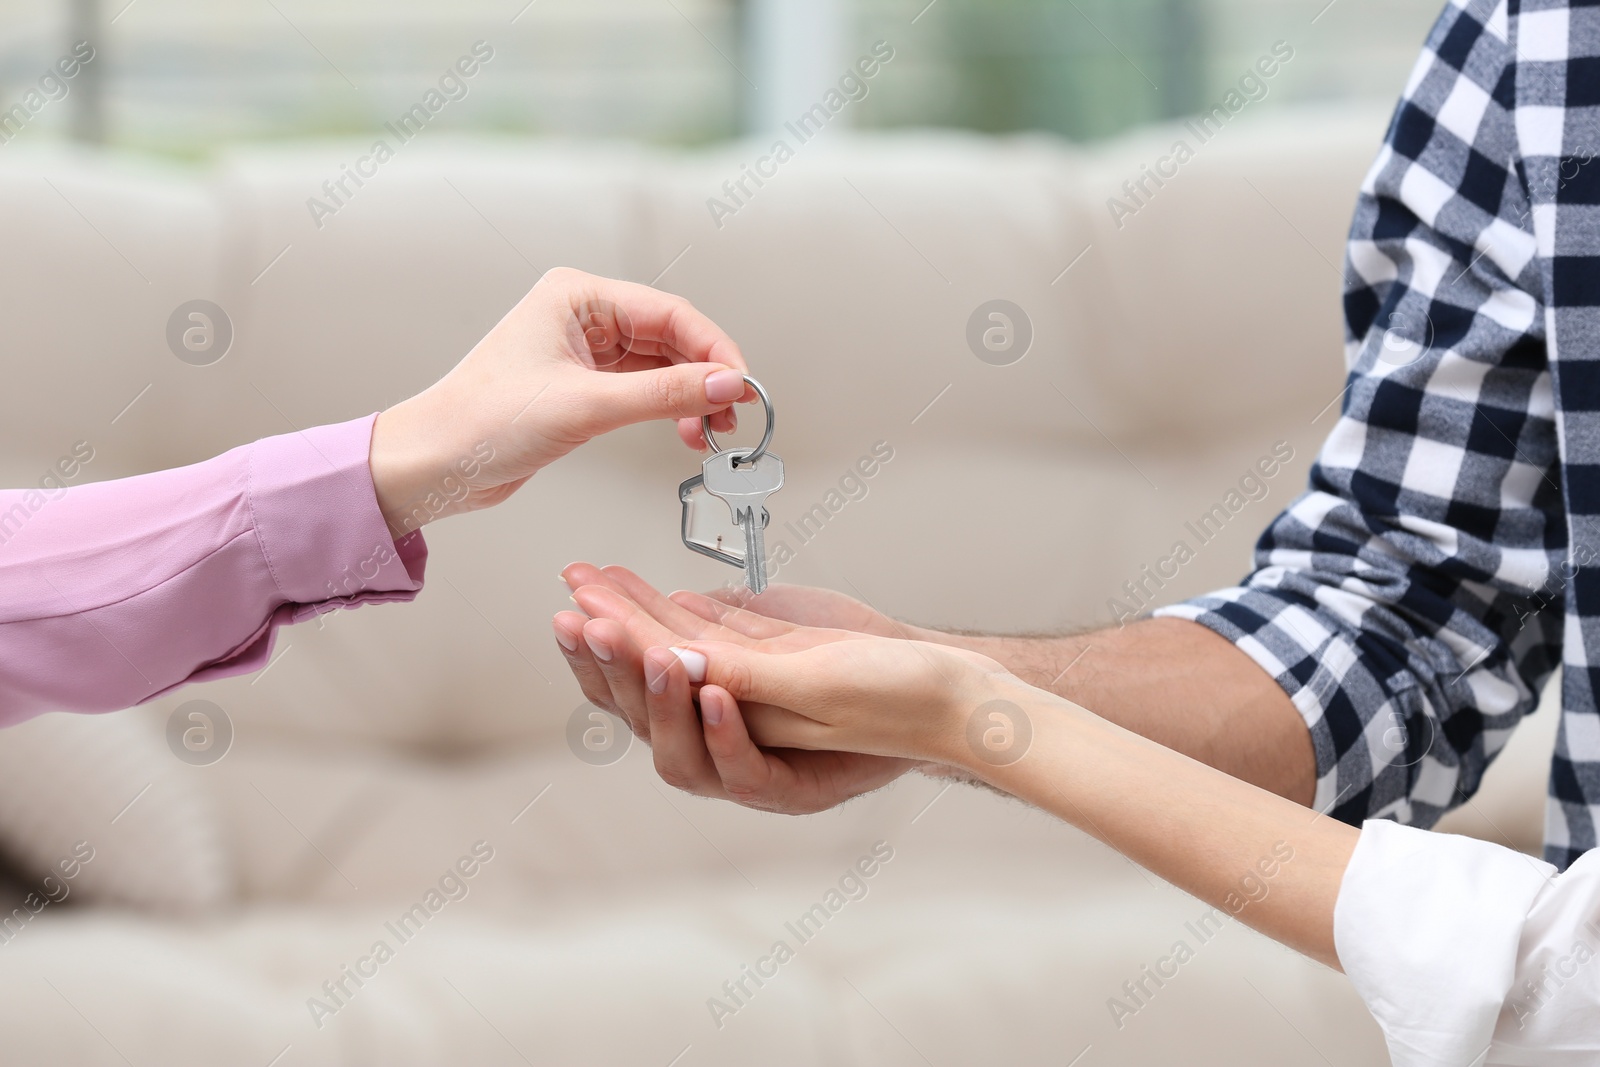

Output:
xmin=584 ymin=362 xmax=748 ymax=436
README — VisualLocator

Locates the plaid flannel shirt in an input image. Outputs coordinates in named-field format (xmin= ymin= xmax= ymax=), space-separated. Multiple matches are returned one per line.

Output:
xmin=1156 ymin=0 xmax=1600 ymax=869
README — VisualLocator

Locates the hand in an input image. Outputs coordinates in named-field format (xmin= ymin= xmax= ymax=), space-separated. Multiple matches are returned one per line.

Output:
xmin=369 ymin=267 xmax=752 ymax=536
xmin=552 ymin=563 xmax=916 ymax=813
xmin=691 ymin=582 xmax=906 ymax=639
xmin=556 ymin=564 xmax=892 ymax=740
xmin=677 ymin=635 xmax=1009 ymax=764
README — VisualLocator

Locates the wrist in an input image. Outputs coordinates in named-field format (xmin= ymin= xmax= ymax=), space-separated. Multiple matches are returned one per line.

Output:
xmin=926 ymin=629 xmax=1094 ymax=699
xmin=928 ymin=667 xmax=1032 ymax=773
xmin=370 ymin=394 xmax=459 ymax=538
xmin=934 ymin=668 xmax=1017 ymax=767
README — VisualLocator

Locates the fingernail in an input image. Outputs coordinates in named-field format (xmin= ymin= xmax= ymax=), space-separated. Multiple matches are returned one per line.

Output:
xmin=585 ymin=632 xmax=614 ymax=662
xmin=644 ymin=655 xmax=670 ymax=694
xmin=705 ymin=369 xmax=744 ymax=404
xmin=554 ymin=625 xmax=579 ymax=653
xmin=669 ymin=647 xmax=707 ymax=683
xmin=702 ymin=691 xmax=723 ymax=727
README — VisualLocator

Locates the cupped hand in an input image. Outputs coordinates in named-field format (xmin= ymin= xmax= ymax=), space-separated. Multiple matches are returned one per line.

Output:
xmin=687 ymin=582 xmax=907 ymax=639
xmin=552 ymin=563 xmax=920 ymax=814
xmin=626 ymin=647 xmax=917 ymax=814
xmin=369 ymin=267 xmax=753 ymax=536
xmin=554 ymin=563 xmax=881 ymax=739
xmin=679 ymin=635 xmax=1006 ymax=763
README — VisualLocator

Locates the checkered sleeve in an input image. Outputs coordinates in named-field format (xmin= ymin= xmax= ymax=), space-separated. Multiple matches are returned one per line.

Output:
xmin=1517 ymin=0 xmax=1600 ymax=868
xmin=1155 ymin=0 xmax=1567 ymax=832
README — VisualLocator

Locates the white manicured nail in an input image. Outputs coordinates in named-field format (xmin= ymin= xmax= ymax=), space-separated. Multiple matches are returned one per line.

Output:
xmin=669 ymin=648 xmax=707 ymax=683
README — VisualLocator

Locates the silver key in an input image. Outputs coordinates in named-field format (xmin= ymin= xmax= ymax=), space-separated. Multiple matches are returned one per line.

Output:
xmin=678 ymin=474 xmax=769 ymax=569
xmin=702 ymin=448 xmax=783 ymax=593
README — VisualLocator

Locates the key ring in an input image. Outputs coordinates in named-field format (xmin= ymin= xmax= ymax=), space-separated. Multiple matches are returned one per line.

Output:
xmin=701 ymin=374 xmax=774 ymax=466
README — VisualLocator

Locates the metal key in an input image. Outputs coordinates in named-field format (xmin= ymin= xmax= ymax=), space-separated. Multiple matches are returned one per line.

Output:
xmin=702 ymin=448 xmax=784 ymax=593
xmin=678 ymin=473 xmax=769 ymax=569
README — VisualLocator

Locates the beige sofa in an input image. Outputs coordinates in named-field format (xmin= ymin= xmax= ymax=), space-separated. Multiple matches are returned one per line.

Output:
xmin=0 ymin=103 xmax=1558 ymax=1065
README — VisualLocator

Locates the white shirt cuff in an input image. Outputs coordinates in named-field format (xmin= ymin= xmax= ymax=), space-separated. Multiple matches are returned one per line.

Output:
xmin=1334 ymin=820 xmax=1555 ymax=1067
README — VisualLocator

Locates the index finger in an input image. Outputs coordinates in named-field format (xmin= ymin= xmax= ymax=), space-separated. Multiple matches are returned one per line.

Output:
xmin=562 ymin=273 xmax=752 ymax=449
xmin=570 ymin=583 xmax=685 ymax=650
xmin=599 ymin=565 xmax=732 ymax=641
xmin=573 ymin=273 xmax=749 ymax=372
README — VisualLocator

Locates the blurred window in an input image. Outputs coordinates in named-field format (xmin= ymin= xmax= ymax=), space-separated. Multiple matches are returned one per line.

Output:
xmin=0 ymin=0 xmax=1449 ymax=155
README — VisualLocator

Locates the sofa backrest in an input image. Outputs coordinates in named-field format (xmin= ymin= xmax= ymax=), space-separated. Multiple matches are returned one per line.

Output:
xmin=0 ymin=106 xmax=1385 ymax=753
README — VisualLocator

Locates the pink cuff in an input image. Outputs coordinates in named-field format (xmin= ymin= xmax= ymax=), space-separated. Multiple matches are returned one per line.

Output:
xmin=183 ymin=414 xmax=428 ymax=688
xmin=0 ymin=413 xmax=428 ymax=720
xmin=247 ymin=413 xmax=427 ymax=613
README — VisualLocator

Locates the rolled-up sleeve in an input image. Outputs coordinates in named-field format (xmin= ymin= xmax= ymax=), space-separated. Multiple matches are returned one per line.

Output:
xmin=0 ymin=414 xmax=426 ymax=723
xmin=1335 ymin=819 xmax=1600 ymax=1066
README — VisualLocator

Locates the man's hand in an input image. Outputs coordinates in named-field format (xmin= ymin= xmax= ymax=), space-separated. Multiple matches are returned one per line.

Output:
xmin=690 ymin=582 xmax=905 ymax=638
xmin=369 ymin=267 xmax=754 ymax=537
xmin=553 ymin=563 xmax=918 ymax=814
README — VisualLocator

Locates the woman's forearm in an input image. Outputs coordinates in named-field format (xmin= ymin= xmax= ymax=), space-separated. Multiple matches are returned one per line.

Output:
xmin=909 ymin=619 xmax=1317 ymax=807
xmin=0 ymin=415 xmax=425 ymax=723
xmin=951 ymin=677 xmax=1358 ymax=969
xmin=672 ymin=633 xmax=1600 ymax=1060
xmin=671 ymin=631 xmax=1358 ymax=966
xmin=0 ymin=268 xmax=748 ymax=724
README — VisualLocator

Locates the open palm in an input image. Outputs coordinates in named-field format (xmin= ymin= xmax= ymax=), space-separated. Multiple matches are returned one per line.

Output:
xmin=557 ymin=563 xmax=919 ymax=814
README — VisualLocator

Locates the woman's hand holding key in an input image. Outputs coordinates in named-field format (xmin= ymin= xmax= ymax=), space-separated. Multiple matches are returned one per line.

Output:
xmin=367 ymin=267 xmax=754 ymax=537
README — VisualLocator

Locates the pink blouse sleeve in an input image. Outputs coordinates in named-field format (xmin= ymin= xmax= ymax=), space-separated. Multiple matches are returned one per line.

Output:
xmin=0 ymin=414 xmax=426 ymax=724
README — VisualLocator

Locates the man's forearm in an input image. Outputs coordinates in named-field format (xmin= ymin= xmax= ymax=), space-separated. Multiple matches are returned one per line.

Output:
xmin=905 ymin=617 xmax=1316 ymax=806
